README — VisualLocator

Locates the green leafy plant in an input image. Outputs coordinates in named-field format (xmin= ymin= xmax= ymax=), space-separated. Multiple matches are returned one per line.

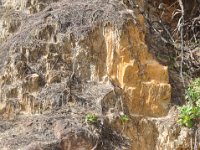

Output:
xmin=86 ymin=113 xmax=98 ymax=123
xmin=120 ymin=114 xmax=129 ymax=123
xmin=178 ymin=78 xmax=200 ymax=128
xmin=178 ymin=105 xmax=200 ymax=128
xmin=186 ymin=78 xmax=200 ymax=103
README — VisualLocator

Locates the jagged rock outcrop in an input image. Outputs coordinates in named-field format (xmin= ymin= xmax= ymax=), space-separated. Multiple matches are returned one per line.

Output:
xmin=0 ymin=0 xmax=199 ymax=150
xmin=0 ymin=0 xmax=170 ymax=118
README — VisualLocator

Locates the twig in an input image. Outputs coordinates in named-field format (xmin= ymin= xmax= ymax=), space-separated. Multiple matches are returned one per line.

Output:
xmin=91 ymin=140 xmax=98 ymax=150
xmin=194 ymin=129 xmax=198 ymax=150
xmin=178 ymin=0 xmax=185 ymax=87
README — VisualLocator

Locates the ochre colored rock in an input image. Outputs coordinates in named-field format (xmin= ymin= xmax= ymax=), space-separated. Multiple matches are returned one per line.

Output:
xmin=0 ymin=0 xmax=198 ymax=150
xmin=103 ymin=20 xmax=170 ymax=116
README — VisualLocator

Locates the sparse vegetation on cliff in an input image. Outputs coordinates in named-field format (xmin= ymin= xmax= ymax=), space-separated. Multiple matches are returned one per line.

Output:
xmin=0 ymin=0 xmax=200 ymax=149
xmin=178 ymin=78 xmax=200 ymax=128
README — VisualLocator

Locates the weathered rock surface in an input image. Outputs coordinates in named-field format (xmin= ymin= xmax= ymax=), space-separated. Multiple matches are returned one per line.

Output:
xmin=0 ymin=0 xmax=199 ymax=149
xmin=0 ymin=0 xmax=170 ymax=117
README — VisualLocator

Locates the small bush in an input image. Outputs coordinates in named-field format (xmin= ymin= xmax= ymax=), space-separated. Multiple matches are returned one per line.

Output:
xmin=86 ymin=113 xmax=98 ymax=123
xmin=178 ymin=105 xmax=200 ymax=128
xmin=178 ymin=78 xmax=200 ymax=128
xmin=186 ymin=78 xmax=200 ymax=103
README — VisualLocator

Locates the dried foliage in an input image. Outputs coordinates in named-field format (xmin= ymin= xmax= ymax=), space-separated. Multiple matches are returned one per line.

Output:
xmin=146 ymin=0 xmax=200 ymax=80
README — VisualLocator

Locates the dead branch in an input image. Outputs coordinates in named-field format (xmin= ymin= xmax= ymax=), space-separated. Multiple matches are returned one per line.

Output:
xmin=178 ymin=0 xmax=185 ymax=87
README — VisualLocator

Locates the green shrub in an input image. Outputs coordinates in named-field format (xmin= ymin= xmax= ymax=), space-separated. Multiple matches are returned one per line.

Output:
xmin=178 ymin=105 xmax=200 ymax=128
xmin=186 ymin=78 xmax=200 ymax=103
xmin=178 ymin=78 xmax=200 ymax=128
xmin=86 ymin=113 xmax=98 ymax=123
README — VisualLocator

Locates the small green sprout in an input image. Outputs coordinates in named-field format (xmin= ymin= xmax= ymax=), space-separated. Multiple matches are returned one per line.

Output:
xmin=86 ymin=113 xmax=98 ymax=123
xmin=120 ymin=114 xmax=129 ymax=123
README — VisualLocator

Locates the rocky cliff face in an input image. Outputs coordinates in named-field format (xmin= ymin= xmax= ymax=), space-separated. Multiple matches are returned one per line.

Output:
xmin=0 ymin=0 xmax=199 ymax=150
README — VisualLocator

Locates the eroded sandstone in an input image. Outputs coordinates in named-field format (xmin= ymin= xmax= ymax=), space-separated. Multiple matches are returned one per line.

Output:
xmin=0 ymin=0 xmax=198 ymax=149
